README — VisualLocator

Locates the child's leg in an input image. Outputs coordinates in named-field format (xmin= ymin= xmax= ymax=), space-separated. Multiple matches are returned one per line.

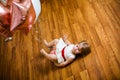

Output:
xmin=44 ymin=39 xmax=59 ymax=48
xmin=40 ymin=49 xmax=57 ymax=62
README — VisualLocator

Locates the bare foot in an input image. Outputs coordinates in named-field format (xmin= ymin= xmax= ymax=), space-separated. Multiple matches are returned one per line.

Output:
xmin=43 ymin=40 xmax=48 ymax=46
xmin=40 ymin=49 xmax=46 ymax=56
xmin=43 ymin=40 xmax=53 ymax=49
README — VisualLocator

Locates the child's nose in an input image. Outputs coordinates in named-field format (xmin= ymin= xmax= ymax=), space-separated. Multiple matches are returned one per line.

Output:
xmin=74 ymin=47 xmax=78 ymax=50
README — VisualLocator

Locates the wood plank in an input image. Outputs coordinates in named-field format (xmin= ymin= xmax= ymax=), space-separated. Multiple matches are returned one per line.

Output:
xmin=80 ymin=70 xmax=90 ymax=80
xmin=0 ymin=0 xmax=120 ymax=80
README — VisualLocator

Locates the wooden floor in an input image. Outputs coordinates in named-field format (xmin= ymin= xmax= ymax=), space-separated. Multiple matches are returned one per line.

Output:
xmin=0 ymin=0 xmax=120 ymax=80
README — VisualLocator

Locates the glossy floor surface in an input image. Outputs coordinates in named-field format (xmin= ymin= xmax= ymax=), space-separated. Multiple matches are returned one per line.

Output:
xmin=0 ymin=0 xmax=120 ymax=80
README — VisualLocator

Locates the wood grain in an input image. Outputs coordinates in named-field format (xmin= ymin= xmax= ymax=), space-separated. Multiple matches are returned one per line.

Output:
xmin=0 ymin=0 xmax=120 ymax=80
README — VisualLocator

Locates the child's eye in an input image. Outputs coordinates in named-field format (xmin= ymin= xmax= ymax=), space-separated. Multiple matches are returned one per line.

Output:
xmin=77 ymin=45 xmax=79 ymax=47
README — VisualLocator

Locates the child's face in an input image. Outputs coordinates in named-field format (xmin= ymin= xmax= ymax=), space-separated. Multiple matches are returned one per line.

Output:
xmin=72 ymin=44 xmax=82 ymax=54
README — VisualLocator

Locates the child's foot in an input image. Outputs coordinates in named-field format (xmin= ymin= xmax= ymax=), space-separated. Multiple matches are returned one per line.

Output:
xmin=43 ymin=40 xmax=48 ymax=46
xmin=40 ymin=49 xmax=46 ymax=56
xmin=43 ymin=40 xmax=53 ymax=49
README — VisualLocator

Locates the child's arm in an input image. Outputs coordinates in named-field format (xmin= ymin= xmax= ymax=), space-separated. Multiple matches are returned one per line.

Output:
xmin=62 ymin=35 xmax=71 ymax=45
xmin=54 ymin=58 xmax=74 ymax=67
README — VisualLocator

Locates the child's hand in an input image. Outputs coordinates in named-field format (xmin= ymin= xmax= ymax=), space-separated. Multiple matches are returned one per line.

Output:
xmin=62 ymin=34 xmax=71 ymax=45
xmin=63 ymin=34 xmax=68 ymax=40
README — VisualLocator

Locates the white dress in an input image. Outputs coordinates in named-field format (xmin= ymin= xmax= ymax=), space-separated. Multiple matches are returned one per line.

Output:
xmin=56 ymin=38 xmax=76 ymax=63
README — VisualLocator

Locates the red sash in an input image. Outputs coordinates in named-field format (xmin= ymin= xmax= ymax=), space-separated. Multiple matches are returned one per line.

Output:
xmin=62 ymin=47 xmax=66 ymax=61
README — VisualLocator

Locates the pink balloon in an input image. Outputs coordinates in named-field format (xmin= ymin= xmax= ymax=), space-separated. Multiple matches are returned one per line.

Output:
xmin=10 ymin=0 xmax=31 ymax=31
xmin=0 ymin=0 xmax=38 ymax=38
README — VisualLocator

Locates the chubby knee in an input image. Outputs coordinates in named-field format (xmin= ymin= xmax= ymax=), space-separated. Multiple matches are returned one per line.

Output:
xmin=49 ymin=54 xmax=57 ymax=62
